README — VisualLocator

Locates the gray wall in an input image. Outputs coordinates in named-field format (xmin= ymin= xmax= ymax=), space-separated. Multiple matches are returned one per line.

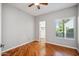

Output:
xmin=78 ymin=5 xmax=79 ymax=51
xmin=35 ymin=6 xmax=77 ymax=48
xmin=0 ymin=3 xmax=1 ymax=53
xmin=1 ymin=3 xmax=78 ymax=51
xmin=2 ymin=4 xmax=35 ymax=51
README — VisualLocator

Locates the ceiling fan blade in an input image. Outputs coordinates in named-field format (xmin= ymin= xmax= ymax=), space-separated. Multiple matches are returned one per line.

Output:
xmin=28 ymin=3 xmax=34 ymax=7
xmin=40 ymin=3 xmax=48 ymax=5
xmin=37 ymin=5 xmax=40 ymax=9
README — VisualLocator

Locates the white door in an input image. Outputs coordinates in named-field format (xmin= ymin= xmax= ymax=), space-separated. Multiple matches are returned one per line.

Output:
xmin=39 ymin=21 xmax=46 ymax=55
xmin=39 ymin=21 xmax=46 ymax=42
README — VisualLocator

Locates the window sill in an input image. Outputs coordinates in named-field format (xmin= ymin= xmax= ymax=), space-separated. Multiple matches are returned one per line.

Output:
xmin=56 ymin=37 xmax=74 ymax=40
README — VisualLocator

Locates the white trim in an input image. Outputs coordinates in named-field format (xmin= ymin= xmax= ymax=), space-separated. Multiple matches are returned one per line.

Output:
xmin=56 ymin=37 xmax=74 ymax=40
xmin=78 ymin=50 xmax=79 ymax=52
xmin=2 ymin=41 xmax=77 ymax=53
xmin=56 ymin=16 xmax=76 ymax=40
xmin=77 ymin=48 xmax=79 ymax=52
xmin=2 ymin=40 xmax=34 ymax=53
xmin=47 ymin=41 xmax=77 ymax=49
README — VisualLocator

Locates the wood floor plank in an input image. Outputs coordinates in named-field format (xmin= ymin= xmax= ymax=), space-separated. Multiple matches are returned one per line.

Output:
xmin=2 ymin=41 xmax=79 ymax=56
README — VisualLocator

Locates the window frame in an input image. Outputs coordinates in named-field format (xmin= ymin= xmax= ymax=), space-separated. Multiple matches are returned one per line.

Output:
xmin=56 ymin=17 xmax=76 ymax=40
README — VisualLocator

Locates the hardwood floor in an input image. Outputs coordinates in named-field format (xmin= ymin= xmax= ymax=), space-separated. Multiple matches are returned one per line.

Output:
xmin=2 ymin=41 xmax=79 ymax=56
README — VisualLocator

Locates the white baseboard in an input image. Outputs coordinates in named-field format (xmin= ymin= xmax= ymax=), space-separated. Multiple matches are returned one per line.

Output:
xmin=47 ymin=41 xmax=77 ymax=49
xmin=77 ymin=48 xmax=79 ymax=52
xmin=2 ymin=40 xmax=34 ymax=53
xmin=2 ymin=41 xmax=77 ymax=53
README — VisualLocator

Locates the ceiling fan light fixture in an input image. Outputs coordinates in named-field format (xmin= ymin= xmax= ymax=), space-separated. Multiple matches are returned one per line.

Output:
xmin=28 ymin=3 xmax=48 ymax=9
xmin=35 ymin=3 xmax=39 ymax=5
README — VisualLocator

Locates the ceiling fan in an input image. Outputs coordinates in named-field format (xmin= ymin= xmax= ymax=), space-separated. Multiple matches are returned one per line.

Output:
xmin=28 ymin=3 xmax=48 ymax=9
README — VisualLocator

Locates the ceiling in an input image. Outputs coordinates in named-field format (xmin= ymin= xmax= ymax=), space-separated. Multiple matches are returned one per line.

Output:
xmin=9 ymin=3 xmax=77 ymax=16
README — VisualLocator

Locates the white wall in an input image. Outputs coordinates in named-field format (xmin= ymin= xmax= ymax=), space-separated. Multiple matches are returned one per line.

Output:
xmin=2 ymin=4 xmax=35 ymax=51
xmin=0 ymin=3 xmax=1 ymax=54
xmin=1 ymin=3 xmax=78 ymax=51
xmin=35 ymin=6 xmax=77 ymax=48
xmin=78 ymin=5 xmax=79 ymax=52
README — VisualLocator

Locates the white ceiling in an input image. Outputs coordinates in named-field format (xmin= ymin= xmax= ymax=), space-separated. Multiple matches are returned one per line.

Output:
xmin=9 ymin=3 xmax=77 ymax=16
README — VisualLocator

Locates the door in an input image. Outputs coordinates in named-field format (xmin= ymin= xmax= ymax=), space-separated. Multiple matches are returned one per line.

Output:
xmin=39 ymin=21 xmax=46 ymax=42
xmin=39 ymin=21 xmax=46 ymax=55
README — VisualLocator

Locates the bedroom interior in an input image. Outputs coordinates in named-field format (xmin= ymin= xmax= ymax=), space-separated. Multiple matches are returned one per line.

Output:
xmin=0 ymin=3 xmax=79 ymax=56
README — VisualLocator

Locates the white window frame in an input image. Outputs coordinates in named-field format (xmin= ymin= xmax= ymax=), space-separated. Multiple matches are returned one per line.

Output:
xmin=56 ymin=17 xmax=76 ymax=40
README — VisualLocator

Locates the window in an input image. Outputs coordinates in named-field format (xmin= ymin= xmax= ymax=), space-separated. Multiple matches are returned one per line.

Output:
xmin=39 ymin=21 xmax=46 ymax=39
xmin=56 ymin=17 xmax=75 ymax=39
